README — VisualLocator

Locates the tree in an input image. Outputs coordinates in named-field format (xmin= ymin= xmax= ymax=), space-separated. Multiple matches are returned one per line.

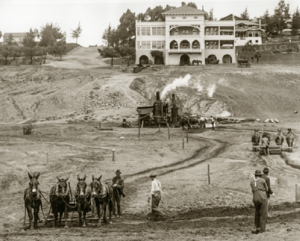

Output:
xmin=11 ymin=45 xmax=21 ymax=65
xmin=118 ymin=9 xmax=136 ymax=45
xmin=118 ymin=45 xmax=135 ymax=66
xmin=22 ymin=29 xmax=37 ymax=64
xmin=0 ymin=31 xmax=2 ymax=40
xmin=102 ymin=24 xmax=115 ymax=46
xmin=187 ymin=2 xmax=197 ymax=9
xmin=208 ymin=8 xmax=214 ymax=21
xmin=53 ymin=38 xmax=67 ymax=60
xmin=240 ymin=7 xmax=250 ymax=20
xmin=6 ymin=34 xmax=14 ymax=45
xmin=71 ymin=22 xmax=82 ymax=44
xmin=39 ymin=23 xmax=64 ymax=47
xmin=98 ymin=46 xmax=119 ymax=66
xmin=0 ymin=45 xmax=11 ymax=65
xmin=292 ymin=7 xmax=300 ymax=35
xmin=274 ymin=0 xmax=290 ymax=31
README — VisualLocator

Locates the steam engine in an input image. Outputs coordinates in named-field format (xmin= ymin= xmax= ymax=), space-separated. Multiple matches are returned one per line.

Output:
xmin=137 ymin=92 xmax=179 ymax=127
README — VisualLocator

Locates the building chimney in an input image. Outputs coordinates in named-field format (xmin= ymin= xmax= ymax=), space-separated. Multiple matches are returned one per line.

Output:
xmin=181 ymin=2 xmax=186 ymax=6
xmin=232 ymin=14 xmax=234 ymax=20
xmin=202 ymin=5 xmax=204 ymax=11
xmin=259 ymin=18 xmax=261 ymax=29
xmin=156 ymin=91 xmax=160 ymax=101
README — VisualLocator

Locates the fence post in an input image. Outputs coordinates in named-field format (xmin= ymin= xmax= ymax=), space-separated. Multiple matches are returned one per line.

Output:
xmin=208 ymin=164 xmax=210 ymax=184
xmin=112 ymin=149 xmax=115 ymax=162
xmin=47 ymin=153 xmax=48 ymax=164
xmin=186 ymin=133 xmax=188 ymax=143
xmin=99 ymin=122 xmax=101 ymax=130
xmin=182 ymin=138 xmax=184 ymax=150
xmin=138 ymin=118 xmax=141 ymax=138
xmin=167 ymin=123 xmax=170 ymax=140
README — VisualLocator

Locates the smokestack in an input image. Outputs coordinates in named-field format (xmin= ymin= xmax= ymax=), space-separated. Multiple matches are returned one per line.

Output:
xmin=156 ymin=91 xmax=160 ymax=101
xmin=259 ymin=18 xmax=261 ymax=29
xmin=202 ymin=5 xmax=204 ymax=11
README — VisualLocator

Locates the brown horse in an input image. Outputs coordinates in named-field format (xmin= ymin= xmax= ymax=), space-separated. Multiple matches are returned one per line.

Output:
xmin=75 ymin=175 xmax=91 ymax=227
xmin=285 ymin=128 xmax=295 ymax=151
xmin=49 ymin=177 xmax=70 ymax=228
xmin=24 ymin=172 xmax=42 ymax=229
xmin=275 ymin=129 xmax=284 ymax=146
xmin=90 ymin=175 xmax=114 ymax=227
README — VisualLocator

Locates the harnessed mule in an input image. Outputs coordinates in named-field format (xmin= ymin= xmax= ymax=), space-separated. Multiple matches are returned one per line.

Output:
xmin=285 ymin=128 xmax=295 ymax=151
xmin=252 ymin=129 xmax=260 ymax=151
xmin=275 ymin=129 xmax=284 ymax=146
xmin=49 ymin=177 xmax=70 ymax=228
xmin=75 ymin=175 xmax=91 ymax=227
xmin=24 ymin=172 xmax=42 ymax=229
xmin=90 ymin=175 xmax=114 ymax=227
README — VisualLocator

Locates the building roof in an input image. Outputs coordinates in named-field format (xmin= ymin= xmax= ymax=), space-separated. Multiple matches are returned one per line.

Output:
xmin=3 ymin=32 xmax=27 ymax=38
xmin=161 ymin=5 xmax=209 ymax=18
xmin=235 ymin=20 xmax=260 ymax=26
xmin=220 ymin=14 xmax=243 ymax=21
xmin=282 ymin=29 xmax=292 ymax=32
xmin=236 ymin=27 xmax=265 ymax=32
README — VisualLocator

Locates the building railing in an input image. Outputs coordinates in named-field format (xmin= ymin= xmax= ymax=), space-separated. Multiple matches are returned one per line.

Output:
xmin=169 ymin=34 xmax=200 ymax=38
xmin=168 ymin=49 xmax=202 ymax=52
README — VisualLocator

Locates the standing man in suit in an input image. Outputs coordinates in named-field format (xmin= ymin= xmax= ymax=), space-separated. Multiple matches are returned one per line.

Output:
xmin=261 ymin=167 xmax=275 ymax=210
xmin=112 ymin=169 xmax=125 ymax=218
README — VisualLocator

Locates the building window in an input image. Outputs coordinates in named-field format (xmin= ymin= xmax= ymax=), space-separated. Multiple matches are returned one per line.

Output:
xmin=249 ymin=33 xmax=253 ymax=37
xmin=137 ymin=41 xmax=141 ymax=49
xmin=220 ymin=40 xmax=234 ymax=49
xmin=194 ymin=17 xmax=198 ymax=19
xmin=157 ymin=27 xmax=162 ymax=35
xmin=183 ymin=17 xmax=186 ymax=19
xmin=255 ymin=33 xmax=259 ymax=37
xmin=141 ymin=41 xmax=151 ymax=49
xmin=142 ymin=27 xmax=151 ymax=36
xmin=152 ymin=41 xmax=156 ymax=49
xmin=205 ymin=41 xmax=218 ymax=49
xmin=255 ymin=40 xmax=259 ymax=43
xmin=205 ymin=27 xmax=218 ymax=35
xmin=172 ymin=17 xmax=176 ymax=19
xmin=152 ymin=27 xmax=157 ymax=35
xmin=152 ymin=41 xmax=166 ymax=49
xmin=152 ymin=27 xmax=165 ymax=36
xmin=137 ymin=27 xmax=140 ymax=35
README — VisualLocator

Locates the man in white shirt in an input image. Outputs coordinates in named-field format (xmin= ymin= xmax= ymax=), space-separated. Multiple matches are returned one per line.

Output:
xmin=210 ymin=116 xmax=216 ymax=131
xmin=148 ymin=174 xmax=166 ymax=221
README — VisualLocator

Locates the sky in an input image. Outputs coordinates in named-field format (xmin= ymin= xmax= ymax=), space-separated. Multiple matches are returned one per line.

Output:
xmin=0 ymin=0 xmax=299 ymax=47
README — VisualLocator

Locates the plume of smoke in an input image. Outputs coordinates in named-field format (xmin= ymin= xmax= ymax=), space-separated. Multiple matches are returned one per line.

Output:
xmin=207 ymin=84 xmax=216 ymax=98
xmin=217 ymin=111 xmax=231 ymax=117
xmin=161 ymin=74 xmax=191 ymax=99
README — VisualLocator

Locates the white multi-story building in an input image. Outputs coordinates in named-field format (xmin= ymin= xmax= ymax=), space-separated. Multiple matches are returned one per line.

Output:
xmin=135 ymin=4 xmax=236 ymax=65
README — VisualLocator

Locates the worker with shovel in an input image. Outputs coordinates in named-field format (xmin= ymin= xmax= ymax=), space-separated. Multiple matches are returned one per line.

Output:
xmin=250 ymin=170 xmax=269 ymax=234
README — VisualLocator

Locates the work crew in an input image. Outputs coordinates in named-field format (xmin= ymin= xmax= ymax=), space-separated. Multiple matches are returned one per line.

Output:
xmin=250 ymin=170 xmax=269 ymax=234
xmin=261 ymin=136 xmax=270 ymax=156
xmin=261 ymin=167 xmax=275 ymax=211
xmin=148 ymin=174 xmax=166 ymax=221
xmin=112 ymin=169 xmax=125 ymax=198
xmin=210 ymin=116 xmax=215 ymax=131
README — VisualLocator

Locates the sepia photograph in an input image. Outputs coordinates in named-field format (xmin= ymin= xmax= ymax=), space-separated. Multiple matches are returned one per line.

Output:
xmin=0 ymin=0 xmax=300 ymax=240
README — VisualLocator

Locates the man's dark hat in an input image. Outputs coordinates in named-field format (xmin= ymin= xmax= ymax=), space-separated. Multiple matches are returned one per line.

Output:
xmin=254 ymin=170 xmax=262 ymax=176
xmin=149 ymin=174 xmax=156 ymax=178
xmin=115 ymin=169 xmax=121 ymax=174
xmin=263 ymin=167 xmax=269 ymax=174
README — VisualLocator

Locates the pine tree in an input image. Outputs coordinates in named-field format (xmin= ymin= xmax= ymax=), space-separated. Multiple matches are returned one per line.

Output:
xmin=240 ymin=7 xmax=250 ymax=20
xmin=292 ymin=7 xmax=300 ymax=35
xmin=71 ymin=22 xmax=82 ymax=44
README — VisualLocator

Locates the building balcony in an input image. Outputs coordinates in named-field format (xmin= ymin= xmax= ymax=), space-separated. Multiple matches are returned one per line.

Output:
xmin=169 ymin=34 xmax=201 ymax=38
xmin=168 ymin=49 xmax=202 ymax=54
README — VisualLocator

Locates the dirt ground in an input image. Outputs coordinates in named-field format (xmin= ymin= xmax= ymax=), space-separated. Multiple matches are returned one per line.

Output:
xmin=1 ymin=47 xmax=300 ymax=241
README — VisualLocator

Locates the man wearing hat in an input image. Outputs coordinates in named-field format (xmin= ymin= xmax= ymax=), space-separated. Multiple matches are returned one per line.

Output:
xmin=112 ymin=169 xmax=125 ymax=217
xmin=261 ymin=167 xmax=274 ymax=200
xmin=250 ymin=170 xmax=269 ymax=234
xmin=148 ymin=174 xmax=166 ymax=221
xmin=261 ymin=136 xmax=270 ymax=156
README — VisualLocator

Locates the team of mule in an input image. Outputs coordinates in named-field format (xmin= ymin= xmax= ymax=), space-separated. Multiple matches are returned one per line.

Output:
xmin=24 ymin=173 xmax=121 ymax=229
xmin=251 ymin=128 xmax=295 ymax=152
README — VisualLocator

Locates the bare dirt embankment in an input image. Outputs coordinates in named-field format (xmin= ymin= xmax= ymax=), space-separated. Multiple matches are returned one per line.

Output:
xmin=1 ymin=47 xmax=300 ymax=240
